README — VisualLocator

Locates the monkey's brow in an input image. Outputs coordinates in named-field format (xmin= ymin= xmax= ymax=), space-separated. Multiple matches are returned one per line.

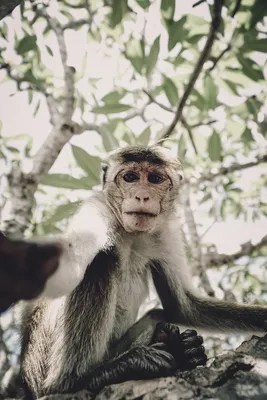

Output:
xmin=120 ymin=150 xmax=166 ymax=165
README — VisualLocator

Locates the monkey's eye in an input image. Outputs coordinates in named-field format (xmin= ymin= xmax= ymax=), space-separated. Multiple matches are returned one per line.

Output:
xmin=123 ymin=172 xmax=139 ymax=183
xmin=148 ymin=173 xmax=164 ymax=184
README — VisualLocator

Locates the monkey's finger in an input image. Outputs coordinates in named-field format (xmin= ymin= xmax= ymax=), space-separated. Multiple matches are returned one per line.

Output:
xmin=184 ymin=345 xmax=206 ymax=358
xmin=151 ymin=342 xmax=169 ymax=352
xmin=181 ymin=329 xmax=197 ymax=339
xmin=182 ymin=335 xmax=203 ymax=349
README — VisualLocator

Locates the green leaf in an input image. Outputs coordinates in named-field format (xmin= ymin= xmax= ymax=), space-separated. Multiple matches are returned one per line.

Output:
xmin=110 ymin=0 xmax=128 ymax=27
xmin=146 ymin=36 xmax=160 ymax=77
xmin=92 ymin=104 xmax=132 ymax=114
xmin=190 ymin=89 xmax=205 ymax=111
xmin=246 ymin=97 xmax=262 ymax=114
xmin=41 ymin=174 xmax=92 ymax=189
xmin=178 ymin=134 xmax=186 ymax=159
xmin=136 ymin=0 xmax=150 ymax=8
xmin=71 ymin=145 xmax=101 ymax=184
xmin=101 ymin=126 xmax=120 ymax=152
xmin=20 ymin=0 xmax=25 ymax=17
xmin=101 ymin=90 xmax=126 ymax=104
xmin=168 ymin=16 xmax=187 ymax=51
xmin=222 ymin=79 xmax=240 ymax=95
xmin=24 ymin=69 xmax=38 ymax=85
xmin=6 ymin=146 xmax=19 ymax=153
xmin=163 ymin=77 xmax=178 ymax=107
xmin=138 ymin=127 xmax=151 ymax=146
xmin=33 ymin=100 xmax=41 ymax=117
xmin=46 ymin=201 xmax=82 ymax=224
xmin=203 ymin=73 xmax=218 ymax=109
xmin=237 ymin=55 xmax=264 ymax=81
xmin=242 ymin=39 xmax=267 ymax=54
xmin=207 ymin=132 xmax=222 ymax=162
xmin=125 ymin=39 xmax=145 ymax=74
xmin=249 ymin=0 xmax=267 ymax=28
xmin=46 ymin=45 xmax=53 ymax=56
xmin=242 ymin=127 xmax=254 ymax=144
xmin=16 ymin=35 xmax=37 ymax=55
xmin=161 ymin=0 xmax=175 ymax=20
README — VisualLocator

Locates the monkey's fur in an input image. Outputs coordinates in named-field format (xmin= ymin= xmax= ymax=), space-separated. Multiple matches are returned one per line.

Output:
xmin=0 ymin=232 xmax=60 ymax=313
xmin=21 ymin=146 xmax=267 ymax=398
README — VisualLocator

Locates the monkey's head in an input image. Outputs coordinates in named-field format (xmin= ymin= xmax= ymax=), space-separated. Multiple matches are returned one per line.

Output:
xmin=102 ymin=146 xmax=183 ymax=233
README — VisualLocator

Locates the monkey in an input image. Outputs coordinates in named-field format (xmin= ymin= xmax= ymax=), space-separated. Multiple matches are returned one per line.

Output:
xmin=20 ymin=145 xmax=267 ymax=399
xmin=0 ymin=232 xmax=61 ymax=313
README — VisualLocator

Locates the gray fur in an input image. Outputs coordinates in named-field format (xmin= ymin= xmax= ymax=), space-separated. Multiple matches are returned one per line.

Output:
xmin=21 ymin=145 xmax=267 ymax=398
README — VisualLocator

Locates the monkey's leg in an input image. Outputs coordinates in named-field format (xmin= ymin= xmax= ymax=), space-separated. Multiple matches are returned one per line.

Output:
xmin=77 ymin=310 xmax=206 ymax=394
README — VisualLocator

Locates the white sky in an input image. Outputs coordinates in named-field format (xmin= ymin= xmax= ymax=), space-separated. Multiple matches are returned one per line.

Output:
xmin=0 ymin=0 xmax=266 ymax=255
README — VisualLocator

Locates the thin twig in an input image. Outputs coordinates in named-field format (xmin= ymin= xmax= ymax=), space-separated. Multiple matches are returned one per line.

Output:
xmin=181 ymin=117 xmax=198 ymax=155
xmin=208 ymin=44 xmax=231 ymax=72
xmin=143 ymin=90 xmax=198 ymax=154
xmin=204 ymin=235 xmax=267 ymax=267
xmin=162 ymin=0 xmax=224 ymax=140
xmin=231 ymin=0 xmax=242 ymax=18
xmin=191 ymin=119 xmax=217 ymax=128
xmin=197 ymin=154 xmax=267 ymax=184
xmin=193 ymin=0 xmax=206 ymax=7
xmin=182 ymin=185 xmax=215 ymax=296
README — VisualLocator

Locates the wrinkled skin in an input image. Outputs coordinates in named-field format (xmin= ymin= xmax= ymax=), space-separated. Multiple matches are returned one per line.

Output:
xmin=105 ymin=161 xmax=180 ymax=233
xmin=0 ymin=232 xmax=61 ymax=312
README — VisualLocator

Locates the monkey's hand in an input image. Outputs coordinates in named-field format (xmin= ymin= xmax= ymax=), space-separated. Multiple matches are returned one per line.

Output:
xmin=153 ymin=322 xmax=207 ymax=371
xmin=0 ymin=232 xmax=62 ymax=312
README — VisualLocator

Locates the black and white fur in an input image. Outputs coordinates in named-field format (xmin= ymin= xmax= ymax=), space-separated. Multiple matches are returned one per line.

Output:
xmin=21 ymin=146 xmax=267 ymax=398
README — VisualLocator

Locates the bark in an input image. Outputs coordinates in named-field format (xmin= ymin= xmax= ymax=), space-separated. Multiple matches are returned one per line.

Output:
xmin=0 ymin=0 xmax=21 ymax=21
xmin=4 ymin=335 xmax=266 ymax=400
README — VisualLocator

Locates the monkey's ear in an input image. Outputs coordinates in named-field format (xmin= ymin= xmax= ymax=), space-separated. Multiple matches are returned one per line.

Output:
xmin=101 ymin=163 xmax=109 ymax=186
xmin=177 ymin=170 xmax=184 ymax=183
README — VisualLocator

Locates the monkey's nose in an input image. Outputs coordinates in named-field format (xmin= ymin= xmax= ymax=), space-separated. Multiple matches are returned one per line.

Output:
xmin=135 ymin=190 xmax=150 ymax=202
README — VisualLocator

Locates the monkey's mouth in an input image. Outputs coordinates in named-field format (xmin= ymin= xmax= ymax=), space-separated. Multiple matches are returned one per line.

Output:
xmin=125 ymin=211 xmax=157 ymax=217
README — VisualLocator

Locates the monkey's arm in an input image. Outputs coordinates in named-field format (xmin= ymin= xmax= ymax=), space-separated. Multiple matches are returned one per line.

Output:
xmin=0 ymin=232 xmax=61 ymax=312
xmin=40 ymin=194 xmax=112 ymax=298
xmin=151 ymin=260 xmax=267 ymax=332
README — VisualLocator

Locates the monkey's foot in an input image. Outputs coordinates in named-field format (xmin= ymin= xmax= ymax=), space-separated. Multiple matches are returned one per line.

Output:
xmin=153 ymin=322 xmax=207 ymax=370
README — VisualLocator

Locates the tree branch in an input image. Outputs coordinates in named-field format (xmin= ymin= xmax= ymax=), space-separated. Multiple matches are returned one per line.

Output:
xmin=182 ymin=185 xmax=215 ymax=296
xmin=209 ymin=0 xmax=242 ymax=72
xmin=0 ymin=0 xmax=21 ymax=21
xmin=162 ymin=0 xmax=224 ymax=140
xmin=1 ymin=9 xmax=78 ymax=237
xmin=204 ymin=235 xmax=267 ymax=267
xmin=208 ymin=44 xmax=231 ymax=72
xmin=143 ymin=90 xmax=198 ymax=153
xmin=231 ymin=0 xmax=242 ymax=18
xmin=197 ymin=154 xmax=267 ymax=184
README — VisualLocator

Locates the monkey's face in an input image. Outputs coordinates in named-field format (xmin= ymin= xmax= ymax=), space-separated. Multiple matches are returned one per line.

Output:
xmin=106 ymin=162 xmax=178 ymax=233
